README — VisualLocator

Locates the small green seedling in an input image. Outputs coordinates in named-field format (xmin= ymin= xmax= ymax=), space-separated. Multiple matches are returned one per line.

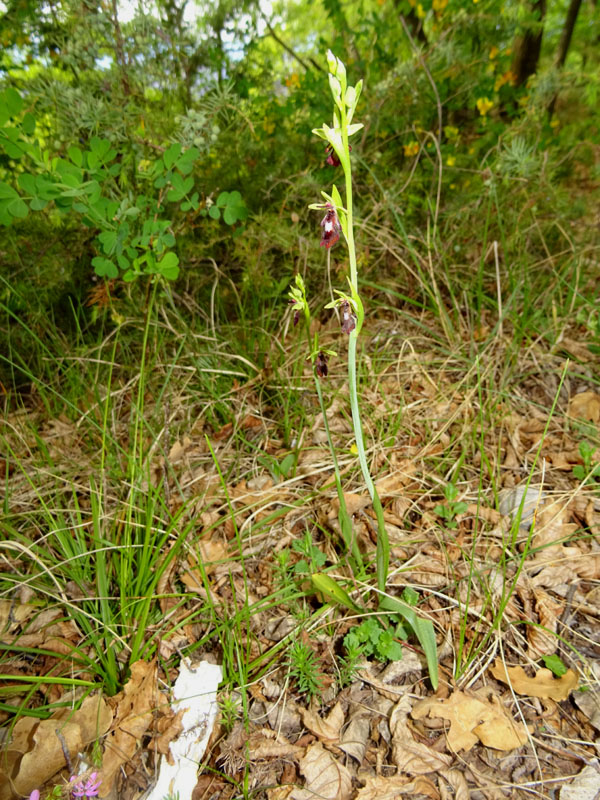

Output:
xmin=257 ymin=451 xmax=296 ymax=482
xmin=344 ymin=617 xmax=404 ymax=663
xmin=292 ymin=530 xmax=327 ymax=575
xmin=541 ymin=654 xmax=568 ymax=677
xmin=434 ymin=483 xmax=468 ymax=529
xmin=288 ymin=640 xmax=325 ymax=699
xmin=572 ymin=441 xmax=600 ymax=485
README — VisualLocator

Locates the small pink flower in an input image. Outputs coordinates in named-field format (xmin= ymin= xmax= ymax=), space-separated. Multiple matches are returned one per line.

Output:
xmin=28 ymin=792 xmax=40 ymax=800
xmin=69 ymin=772 xmax=102 ymax=798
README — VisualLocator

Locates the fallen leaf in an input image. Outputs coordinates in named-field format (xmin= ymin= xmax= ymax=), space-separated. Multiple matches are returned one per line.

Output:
xmin=559 ymin=338 xmax=593 ymax=362
xmin=0 ymin=694 xmax=111 ymax=800
xmin=300 ymin=700 xmax=344 ymax=746
xmin=290 ymin=742 xmax=353 ymax=800
xmin=568 ymin=391 xmax=600 ymax=423
xmin=473 ymin=694 xmax=531 ymax=750
xmin=391 ymin=695 xmax=453 ymax=774
xmin=572 ymin=686 xmax=600 ymax=731
xmin=558 ymin=763 xmax=600 ymax=800
xmin=355 ymin=775 xmax=438 ymax=799
xmin=412 ymin=690 xmax=530 ymax=752
xmin=527 ymin=588 xmax=563 ymax=659
xmin=214 ymin=414 xmax=264 ymax=440
xmin=490 ymin=659 xmax=579 ymax=701
xmin=331 ymin=492 xmax=371 ymax=517
xmin=100 ymin=660 xmax=158 ymax=796
xmin=441 ymin=768 xmax=470 ymax=800
xmin=339 ymin=705 xmax=370 ymax=762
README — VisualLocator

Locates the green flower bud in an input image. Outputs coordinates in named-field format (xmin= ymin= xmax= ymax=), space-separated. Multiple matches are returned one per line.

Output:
xmin=326 ymin=49 xmax=337 ymax=75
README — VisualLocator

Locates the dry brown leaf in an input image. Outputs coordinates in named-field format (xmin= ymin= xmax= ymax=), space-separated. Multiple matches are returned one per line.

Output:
xmin=572 ymin=686 xmax=600 ymax=731
xmin=300 ymin=700 xmax=345 ymax=746
xmin=331 ymin=492 xmax=371 ymax=517
xmin=355 ymin=775 xmax=414 ymax=800
xmin=490 ymin=659 xmax=579 ymax=700
xmin=356 ymin=775 xmax=439 ymax=800
xmin=560 ymin=338 xmax=593 ymax=362
xmin=0 ymin=695 xmax=111 ymax=800
xmin=153 ymin=708 xmax=185 ymax=757
xmin=465 ymin=503 xmax=503 ymax=525
xmin=0 ymin=600 xmax=36 ymax=635
xmin=100 ymin=660 xmax=158 ymax=796
xmin=568 ymin=391 xmax=600 ymax=423
xmin=412 ymin=691 xmax=529 ymax=752
xmin=267 ymin=788 xmax=294 ymax=800
xmin=248 ymin=735 xmax=304 ymax=760
xmin=558 ymin=763 xmax=600 ymax=800
xmin=339 ymin=707 xmax=370 ymax=762
xmin=527 ymin=588 xmax=563 ymax=659
xmin=214 ymin=414 xmax=264 ymax=440
xmin=391 ymin=695 xmax=453 ymax=774
xmin=290 ymin=742 xmax=353 ymax=800
xmin=441 ymin=768 xmax=470 ymax=800
xmin=473 ymin=694 xmax=530 ymax=750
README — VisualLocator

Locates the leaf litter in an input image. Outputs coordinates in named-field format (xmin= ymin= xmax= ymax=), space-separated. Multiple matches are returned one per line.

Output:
xmin=2 ymin=311 xmax=600 ymax=799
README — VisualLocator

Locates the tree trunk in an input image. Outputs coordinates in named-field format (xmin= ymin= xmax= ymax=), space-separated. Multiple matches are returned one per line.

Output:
xmin=555 ymin=0 xmax=583 ymax=68
xmin=547 ymin=0 xmax=584 ymax=115
xmin=511 ymin=0 xmax=547 ymax=88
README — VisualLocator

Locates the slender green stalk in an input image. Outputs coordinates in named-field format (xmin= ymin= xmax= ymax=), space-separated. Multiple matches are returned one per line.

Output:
xmin=313 ymin=52 xmax=390 ymax=591
xmin=289 ymin=276 xmax=363 ymax=572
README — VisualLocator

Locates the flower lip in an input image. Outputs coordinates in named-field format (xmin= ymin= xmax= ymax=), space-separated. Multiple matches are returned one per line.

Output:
xmin=340 ymin=300 xmax=357 ymax=334
xmin=320 ymin=203 xmax=341 ymax=249
xmin=325 ymin=144 xmax=351 ymax=167
xmin=315 ymin=351 xmax=328 ymax=377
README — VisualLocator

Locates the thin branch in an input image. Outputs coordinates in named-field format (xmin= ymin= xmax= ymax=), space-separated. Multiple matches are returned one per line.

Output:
xmin=261 ymin=14 xmax=324 ymax=73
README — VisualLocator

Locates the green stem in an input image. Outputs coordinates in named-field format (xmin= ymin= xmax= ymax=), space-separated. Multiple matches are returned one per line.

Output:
xmin=348 ymin=334 xmax=389 ymax=591
xmin=302 ymin=308 xmax=363 ymax=572
xmin=340 ymin=102 xmax=389 ymax=592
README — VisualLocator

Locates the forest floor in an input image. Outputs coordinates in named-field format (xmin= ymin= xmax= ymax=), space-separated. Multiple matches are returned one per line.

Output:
xmin=2 ymin=291 xmax=600 ymax=800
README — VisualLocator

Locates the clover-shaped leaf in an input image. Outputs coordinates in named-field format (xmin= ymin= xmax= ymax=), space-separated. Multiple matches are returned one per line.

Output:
xmin=92 ymin=256 xmax=118 ymax=278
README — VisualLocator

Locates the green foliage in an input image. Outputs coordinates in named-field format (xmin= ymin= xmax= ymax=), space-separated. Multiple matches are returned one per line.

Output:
xmin=344 ymin=617 xmax=404 ymax=663
xmin=434 ymin=483 xmax=469 ymax=529
xmin=542 ymin=654 xmax=568 ymax=677
xmin=572 ymin=442 xmax=600 ymax=486
xmin=292 ymin=530 xmax=327 ymax=575
xmin=208 ymin=191 xmax=248 ymax=225
xmin=219 ymin=693 xmax=241 ymax=732
xmin=287 ymin=639 xmax=325 ymax=699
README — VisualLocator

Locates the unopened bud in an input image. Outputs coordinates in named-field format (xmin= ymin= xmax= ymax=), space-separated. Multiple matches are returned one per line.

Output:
xmin=326 ymin=50 xmax=337 ymax=75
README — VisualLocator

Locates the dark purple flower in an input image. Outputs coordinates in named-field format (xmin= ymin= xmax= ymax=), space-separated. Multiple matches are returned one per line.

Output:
xmin=70 ymin=772 xmax=102 ymax=798
xmin=320 ymin=203 xmax=341 ymax=249
xmin=340 ymin=300 xmax=356 ymax=334
xmin=289 ymin=299 xmax=301 ymax=326
xmin=315 ymin=351 xmax=328 ymax=378
xmin=325 ymin=144 xmax=351 ymax=166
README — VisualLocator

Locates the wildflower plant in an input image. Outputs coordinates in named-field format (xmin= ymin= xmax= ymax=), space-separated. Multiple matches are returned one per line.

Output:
xmin=310 ymin=51 xmax=390 ymax=594
xmin=290 ymin=51 xmax=439 ymax=688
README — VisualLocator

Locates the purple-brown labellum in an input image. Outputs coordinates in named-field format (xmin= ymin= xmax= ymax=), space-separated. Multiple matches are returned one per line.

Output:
xmin=325 ymin=144 xmax=351 ymax=167
xmin=315 ymin=351 xmax=328 ymax=378
xmin=340 ymin=300 xmax=356 ymax=334
xmin=320 ymin=203 xmax=341 ymax=249
xmin=289 ymin=300 xmax=301 ymax=326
